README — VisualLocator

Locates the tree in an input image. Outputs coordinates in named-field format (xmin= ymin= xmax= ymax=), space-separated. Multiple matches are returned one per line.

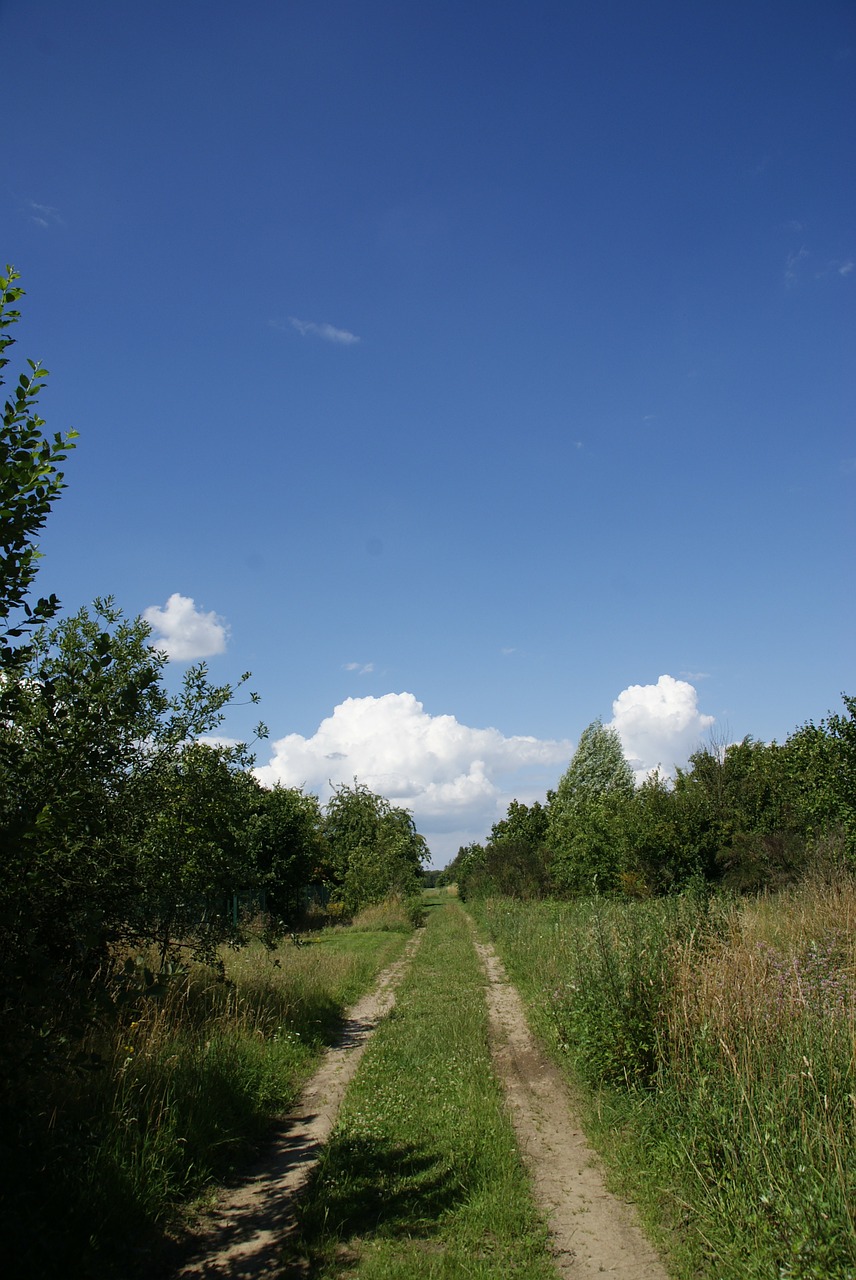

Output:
xmin=439 ymin=841 xmax=486 ymax=898
xmin=323 ymin=781 xmax=427 ymax=912
xmin=0 ymin=267 xmax=77 ymax=666
xmin=622 ymin=770 xmax=713 ymax=895
xmin=547 ymin=720 xmax=634 ymax=893
xmin=795 ymin=695 xmax=856 ymax=859
xmin=246 ymin=784 xmax=323 ymax=922
xmin=479 ymin=799 xmax=553 ymax=898
xmin=674 ymin=736 xmax=808 ymax=891
xmin=132 ymin=741 xmax=260 ymax=964
xmin=0 ymin=599 xmax=255 ymax=985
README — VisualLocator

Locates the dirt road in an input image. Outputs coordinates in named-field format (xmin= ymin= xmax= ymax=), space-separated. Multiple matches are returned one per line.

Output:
xmin=172 ymin=907 xmax=669 ymax=1279
xmin=474 ymin=932 xmax=669 ymax=1280
xmin=174 ymin=931 xmax=424 ymax=1279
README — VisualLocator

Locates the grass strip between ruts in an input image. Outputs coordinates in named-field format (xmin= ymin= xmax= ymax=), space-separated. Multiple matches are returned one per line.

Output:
xmin=284 ymin=897 xmax=559 ymax=1279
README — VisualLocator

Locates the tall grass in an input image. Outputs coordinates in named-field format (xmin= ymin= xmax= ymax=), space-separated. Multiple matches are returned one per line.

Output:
xmin=2 ymin=923 xmax=411 ymax=1279
xmin=469 ymin=878 xmax=855 ymax=1280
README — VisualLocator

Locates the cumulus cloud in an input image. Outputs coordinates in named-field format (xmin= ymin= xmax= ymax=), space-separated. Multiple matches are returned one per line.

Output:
xmin=255 ymin=692 xmax=571 ymax=862
xmin=610 ymin=674 xmax=715 ymax=782
xmin=289 ymin=317 xmax=360 ymax=345
xmin=143 ymin=593 xmax=229 ymax=661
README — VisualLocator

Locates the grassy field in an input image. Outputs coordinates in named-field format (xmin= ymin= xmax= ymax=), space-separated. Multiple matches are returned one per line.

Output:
xmin=468 ymin=879 xmax=856 ymax=1280
xmin=3 ymin=908 xmax=414 ymax=1279
xmin=285 ymin=894 xmax=559 ymax=1279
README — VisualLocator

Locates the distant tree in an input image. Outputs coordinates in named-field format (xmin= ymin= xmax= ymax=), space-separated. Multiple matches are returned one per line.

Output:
xmin=622 ymin=771 xmax=713 ymax=895
xmin=0 ymin=266 xmax=77 ymax=666
xmin=489 ymin=798 xmax=550 ymax=850
xmin=246 ymin=784 xmax=323 ymax=922
xmin=132 ymin=741 xmax=259 ymax=964
xmin=671 ymin=737 xmax=805 ymax=891
xmin=548 ymin=720 xmax=634 ymax=894
xmin=481 ymin=799 xmax=553 ymax=898
xmin=440 ymin=841 xmax=486 ymax=898
xmin=785 ymin=696 xmax=856 ymax=865
xmin=323 ymin=781 xmax=427 ymax=912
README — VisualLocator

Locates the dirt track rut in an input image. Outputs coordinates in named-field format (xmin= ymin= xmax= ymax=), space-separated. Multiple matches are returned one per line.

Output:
xmin=174 ymin=931 xmax=424 ymax=1279
xmin=474 ymin=932 xmax=669 ymax=1280
xmin=172 ymin=909 xmax=669 ymax=1279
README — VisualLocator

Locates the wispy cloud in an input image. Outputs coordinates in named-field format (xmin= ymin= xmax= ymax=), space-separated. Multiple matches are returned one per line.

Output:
xmin=28 ymin=200 xmax=63 ymax=229
xmin=344 ymin=661 xmax=374 ymax=676
xmin=838 ymin=260 xmax=854 ymax=277
xmin=785 ymin=247 xmax=809 ymax=286
xmin=289 ymin=317 xmax=360 ymax=345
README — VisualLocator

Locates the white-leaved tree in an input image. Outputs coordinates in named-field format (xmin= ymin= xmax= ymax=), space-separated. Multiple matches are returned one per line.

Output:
xmin=547 ymin=719 xmax=634 ymax=893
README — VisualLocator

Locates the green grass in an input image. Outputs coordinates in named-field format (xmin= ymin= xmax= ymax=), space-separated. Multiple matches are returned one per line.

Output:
xmin=1 ymin=922 xmax=412 ymax=1280
xmin=285 ymin=899 xmax=559 ymax=1279
xmin=467 ymin=883 xmax=856 ymax=1280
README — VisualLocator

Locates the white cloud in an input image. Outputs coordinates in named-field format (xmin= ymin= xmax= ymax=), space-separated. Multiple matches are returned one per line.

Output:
xmin=785 ymin=247 xmax=809 ymax=286
xmin=143 ymin=593 xmax=229 ymax=661
xmin=838 ymin=260 xmax=854 ymax=277
xmin=28 ymin=200 xmax=62 ymax=228
xmin=610 ymin=674 xmax=715 ymax=782
xmin=255 ymin=692 xmax=571 ymax=863
xmin=344 ymin=661 xmax=374 ymax=675
xmin=289 ymin=317 xmax=360 ymax=345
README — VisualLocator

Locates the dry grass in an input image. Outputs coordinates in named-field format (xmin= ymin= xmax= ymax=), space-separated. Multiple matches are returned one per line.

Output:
xmin=470 ymin=878 xmax=856 ymax=1278
xmin=666 ymin=876 xmax=855 ymax=1057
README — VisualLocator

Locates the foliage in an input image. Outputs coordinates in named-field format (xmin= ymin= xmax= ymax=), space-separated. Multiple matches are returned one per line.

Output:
xmin=246 ymin=784 xmax=324 ymax=923
xmin=131 ymin=740 xmax=260 ymax=963
xmin=440 ymin=840 xmax=486 ymax=898
xmin=0 ymin=266 xmax=77 ymax=666
xmin=449 ymin=695 xmax=856 ymax=901
xmin=0 ymin=926 xmax=410 ymax=1278
xmin=547 ymin=719 xmax=635 ymax=893
xmin=323 ymin=781 xmax=428 ymax=913
xmin=623 ymin=770 xmax=715 ymax=894
xmin=0 ymin=599 xmax=257 ymax=1099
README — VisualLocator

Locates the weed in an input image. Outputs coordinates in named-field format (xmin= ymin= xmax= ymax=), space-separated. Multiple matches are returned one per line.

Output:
xmin=0 ymin=927 xmax=409 ymax=1278
xmin=468 ymin=879 xmax=856 ymax=1279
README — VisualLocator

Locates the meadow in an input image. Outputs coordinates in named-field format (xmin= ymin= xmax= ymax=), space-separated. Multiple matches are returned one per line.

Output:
xmin=468 ymin=877 xmax=856 ymax=1280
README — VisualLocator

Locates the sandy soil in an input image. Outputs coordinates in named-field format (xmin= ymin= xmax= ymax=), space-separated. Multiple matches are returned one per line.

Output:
xmin=473 ymin=932 xmax=670 ymax=1280
xmin=172 ymin=930 xmax=424 ymax=1280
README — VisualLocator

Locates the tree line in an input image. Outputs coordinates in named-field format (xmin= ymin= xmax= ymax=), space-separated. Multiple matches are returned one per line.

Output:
xmin=0 ymin=267 xmax=426 ymax=1090
xmin=443 ymin=709 xmax=855 ymax=900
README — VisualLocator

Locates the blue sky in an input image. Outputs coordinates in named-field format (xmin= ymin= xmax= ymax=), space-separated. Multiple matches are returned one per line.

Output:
xmin=3 ymin=0 xmax=854 ymax=864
